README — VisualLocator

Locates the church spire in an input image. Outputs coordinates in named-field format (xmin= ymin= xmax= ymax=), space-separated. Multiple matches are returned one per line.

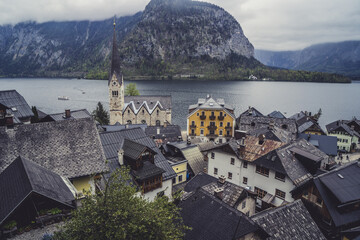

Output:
xmin=109 ymin=16 xmax=122 ymax=85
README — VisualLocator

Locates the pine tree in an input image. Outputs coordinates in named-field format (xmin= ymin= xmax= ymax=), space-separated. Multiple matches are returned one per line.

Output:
xmin=92 ymin=102 xmax=109 ymax=125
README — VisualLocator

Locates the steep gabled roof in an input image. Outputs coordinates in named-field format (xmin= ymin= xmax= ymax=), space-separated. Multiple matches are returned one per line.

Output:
xmin=326 ymin=120 xmax=360 ymax=137
xmin=267 ymin=110 xmax=286 ymax=119
xmin=298 ymin=133 xmax=338 ymax=156
xmin=239 ymin=106 xmax=264 ymax=117
xmin=183 ymin=172 xmax=217 ymax=193
xmin=0 ymin=90 xmax=34 ymax=120
xmin=179 ymin=189 xmax=267 ymax=240
xmin=238 ymin=115 xmax=297 ymax=135
xmin=0 ymin=156 xmax=75 ymax=225
xmin=0 ymin=118 xmax=108 ymax=179
xmin=188 ymin=96 xmax=235 ymax=118
xmin=251 ymin=200 xmax=326 ymax=240
xmin=123 ymin=138 xmax=156 ymax=160
xmin=145 ymin=124 xmax=182 ymax=143
xmin=99 ymin=127 xmax=176 ymax=180
xmin=247 ymin=126 xmax=295 ymax=143
xmin=125 ymin=95 xmax=172 ymax=110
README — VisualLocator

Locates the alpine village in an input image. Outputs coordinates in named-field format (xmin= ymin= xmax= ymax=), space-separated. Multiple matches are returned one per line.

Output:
xmin=1 ymin=1 xmax=360 ymax=240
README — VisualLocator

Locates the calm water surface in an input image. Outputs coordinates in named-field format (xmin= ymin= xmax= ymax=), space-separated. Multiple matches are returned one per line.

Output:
xmin=0 ymin=78 xmax=359 ymax=130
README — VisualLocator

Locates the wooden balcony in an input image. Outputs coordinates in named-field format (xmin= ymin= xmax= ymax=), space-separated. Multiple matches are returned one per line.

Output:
xmin=189 ymin=124 xmax=197 ymax=128
xmin=206 ymin=134 xmax=218 ymax=138
xmin=225 ymin=126 xmax=232 ymax=130
xmin=143 ymin=182 xmax=162 ymax=193
xmin=209 ymin=115 xmax=216 ymax=120
xmin=207 ymin=125 xmax=217 ymax=130
xmin=200 ymin=115 xmax=206 ymax=120
xmin=218 ymin=116 xmax=224 ymax=120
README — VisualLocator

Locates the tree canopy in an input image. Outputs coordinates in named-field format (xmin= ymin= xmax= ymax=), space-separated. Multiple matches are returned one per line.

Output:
xmin=125 ymin=83 xmax=140 ymax=96
xmin=54 ymin=167 xmax=187 ymax=240
xmin=92 ymin=102 xmax=109 ymax=125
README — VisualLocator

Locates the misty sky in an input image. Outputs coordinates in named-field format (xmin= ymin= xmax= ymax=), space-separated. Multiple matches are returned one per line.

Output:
xmin=0 ymin=0 xmax=359 ymax=51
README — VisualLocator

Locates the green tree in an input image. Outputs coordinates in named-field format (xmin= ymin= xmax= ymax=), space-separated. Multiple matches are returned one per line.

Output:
xmin=125 ymin=83 xmax=140 ymax=96
xmin=92 ymin=102 xmax=109 ymax=125
xmin=313 ymin=108 xmax=322 ymax=120
xmin=54 ymin=167 xmax=187 ymax=240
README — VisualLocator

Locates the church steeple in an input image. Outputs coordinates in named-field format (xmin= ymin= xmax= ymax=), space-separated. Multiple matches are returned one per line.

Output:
xmin=109 ymin=16 xmax=122 ymax=86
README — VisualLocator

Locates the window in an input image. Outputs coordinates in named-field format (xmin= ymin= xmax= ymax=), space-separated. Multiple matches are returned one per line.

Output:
xmin=211 ymin=111 xmax=214 ymax=116
xmin=243 ymin=162 xmax=248 ymax=168
xmin=172 ymin=178 xmax=176 ymax=184
xmin=255 ymin=187 xmax=267 ymax=198
xmin=191 ymin=129 xmax=195 ymax=135
xmin=219 ymin=130 xmax=223 ymax=136
xmin=156 ymin=120 xmax=160 ymax=126
xmin=211 ymin=152 xmax=215 ymax=159
xmin=242 ymin=201 xmax=246 ymax=209
xmin=142 ymin=109 xmax=145 ymax=114
xmin=157 ymin=109 xmax=159 ymax=115
xmin=275 ymin=172 xmax=285 ymax=182
xmin=128 ymin=109 xmax=130 ymax=114
xmin=227 ymin=122 xmax=231 ymax=127
xmin=220 ymin=112 xmax=223 ymax=117
xmin=191 ymin=120 xmax=195 ymax=126
xmin=197 ymin=112 xmax=199 ymax=116
xmin=230 ymin=158 xmax=235 ymax=165
xmin=200 ymin=129 xmax=204 ymax=135
xmin=210 ymin=130 xmax=215 ymax=135
xmin=112 ymin=91 xmax=118 ymax=97
xmin=275 ymin=189 xmax=286 ymax=199
xmin=141 ymin=120 xmax=146 ymax=124
xmin=228 ymin=172 xmax=232 ymax=179
xmin=127 ymin=120 xmax=132 ymax=124
xmin=214 ymin=168 xmax=218 ymax=175
xmin=201 ymin=121 xmax=204 ymax=126
xmin=178 ymin=175 xmax=183 ymax=182
xmin=243 ymin=177 xmax=248 ymax=184
xmin=226 ymin=130 xmax=230 ymax=136
xmin=316 ymin=196 xmax=323 ymax=206
xmin=210 ymin=121 xmax=216 ymax=126
xmin=302 ymin=190 xmax=309 ymax=199
xmin=256 ymin=165 xmax=269 ymax=177
xmin=220 ymin=122 xmax=223 ymax=127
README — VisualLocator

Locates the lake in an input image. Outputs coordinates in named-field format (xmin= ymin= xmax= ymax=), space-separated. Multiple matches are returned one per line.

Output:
xmin=0 ymin=78 xmax=359 ymax=130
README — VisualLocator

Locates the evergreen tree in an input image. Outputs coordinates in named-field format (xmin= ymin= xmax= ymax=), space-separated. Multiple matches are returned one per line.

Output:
xmin=31 ymin=106 xmax=39 ymax=123
xmin=54 ymin=167 xmax=188 ymax=240
xmin=92 ymin=102 xmax=109 ymax=125
xmin=125 ymin=83 xmax=140 ymax=96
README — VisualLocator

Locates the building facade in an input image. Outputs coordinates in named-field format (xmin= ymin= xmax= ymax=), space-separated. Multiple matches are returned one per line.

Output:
xmin=326 ymin=120 xmax=360 ymax=152
xmin=187 ymin=96 xmax=235 ymax=143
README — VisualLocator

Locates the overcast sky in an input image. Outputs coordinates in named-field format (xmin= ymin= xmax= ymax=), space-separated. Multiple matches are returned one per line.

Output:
xmin=0 ymin=0 xmax=359 ymax=51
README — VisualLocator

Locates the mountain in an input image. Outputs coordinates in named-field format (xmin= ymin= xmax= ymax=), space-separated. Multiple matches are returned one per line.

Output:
xmin=0 ymin=0 xmax=350 ymax=82
xmin=255 ymin=41 xmax=360 ymax=78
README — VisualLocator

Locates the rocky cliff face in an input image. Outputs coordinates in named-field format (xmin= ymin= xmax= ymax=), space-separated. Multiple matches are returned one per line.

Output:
xmin=255 ymin=41 xmax=360 ymax=78
xmin=120 ymin=0 xmax=254 ymax=64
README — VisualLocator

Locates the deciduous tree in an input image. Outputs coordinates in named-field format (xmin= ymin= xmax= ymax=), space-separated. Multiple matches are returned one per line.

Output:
xmin=125 ymin=83 xmax=140 ymax=96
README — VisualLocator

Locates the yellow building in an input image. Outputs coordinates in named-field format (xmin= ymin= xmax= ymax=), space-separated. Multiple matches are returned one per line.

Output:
xmin=187 ymin=96 xmax=235 ymax=143
xmin=170 ymin=160 xmax=188 ymax=186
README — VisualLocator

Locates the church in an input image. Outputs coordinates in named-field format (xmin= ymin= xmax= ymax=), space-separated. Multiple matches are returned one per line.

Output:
xmin=108 ymin=21 xmax=172 ymax=126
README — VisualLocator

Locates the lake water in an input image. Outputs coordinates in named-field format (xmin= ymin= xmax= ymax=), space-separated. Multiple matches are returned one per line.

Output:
xmin=1 ymin=78 xmax=359 ymax=130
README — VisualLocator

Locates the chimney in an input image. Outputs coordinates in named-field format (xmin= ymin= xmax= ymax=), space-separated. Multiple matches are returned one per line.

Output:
xmin=259 ymin=134 xmax=265 ymax=145
xmin=214 ymin=187 xmax=224 ymax=200
xmin=156 ymin=127 xmax=160 ymax=135
xmin=65 ymin=109 xmax=71 ymax=118
xmin=218 ymin=175 xmax=226 ymax=184
xmin=118 ymin=149 xmax=124 ymax=165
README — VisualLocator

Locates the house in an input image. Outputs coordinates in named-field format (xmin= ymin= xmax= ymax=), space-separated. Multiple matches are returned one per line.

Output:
xmin=40 ymin=109 xmax=91 ymax=122
xmin=290 ymin=111 xmax=325 ymax=135
xmin=251 ymin=200 xmax=326 ymax=240
xmin=0 ymin=118 xmax=108 ymax=195
xmin=145 ymin=124 xmax=182 ymax=146
xmin=326 ymin=120 xmax=360 ymax=152
xmin=0 ymin=90 xmax=34 ymax=125
xmin=0 ymin=156 xmax=75 ymax=231
xmin=207 ymin=136 xmax=329 ymax=210
xmin=292 ymin=161 xmax=360 ymax=239
xmin=187 ymin=95 xmax=235 ymax=143
xmin=239 ymin=106 xmax=264 ymax=118
xmin=184 ymin=172 xmax=257 ymax=216
xmin=108 ymin=22 xmax=171 ymax=126
xmin=237 ymin=112 xmax=297 ymax=139
xmin=246 ymin=124 xmax=295 ymax=143
xmin=99 ymin=127 xmax=176 ymax=201
xmin=179 ymin=189 xmax=268 ymax=240
xmin=298 ymin=133 xmax=338 ymax=157
xmin=160 ymin=141 xmax=206 ymax=180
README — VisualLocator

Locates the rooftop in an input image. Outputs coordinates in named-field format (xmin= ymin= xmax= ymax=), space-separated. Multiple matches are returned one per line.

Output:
xmin=0 ymin=118 xmax=108 ymax=179
xmin=0 ymin=90 xmax=34 ymax=120
xmin=238 ymin=115 xmax=297 ymax=135
xmin=46 ymin=109 xmax=91 ymax=121
xmin=251 ymin=200 xmax=326 ymax=240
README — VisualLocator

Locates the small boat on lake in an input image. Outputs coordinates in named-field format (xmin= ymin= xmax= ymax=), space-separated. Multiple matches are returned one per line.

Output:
xmin=58 ymin=96 xmax=70 ymax=100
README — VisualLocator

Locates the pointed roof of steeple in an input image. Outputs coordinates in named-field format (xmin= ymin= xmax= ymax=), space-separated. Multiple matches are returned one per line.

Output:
xmin=109 ymin=17 xmax=122 ymax=85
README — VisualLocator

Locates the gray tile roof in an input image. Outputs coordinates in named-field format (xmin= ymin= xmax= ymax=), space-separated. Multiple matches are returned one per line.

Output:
xmin=0 ymin=90 xmax=34 ymax=120
xmin=267 ymin=110 xmax=286 ymax=119
xmin=251 ymin=200 xmax=326 ymax=240
xmin=102 ymin=123 xmax=147 ymax=132
xmin=247 ymin=126 xmax=295 ymax=143
xmin=47 ymin=109 xmax=91 ymax=121
xmin=145 ymin=125 xmax=182 ymax=143
xmin=99 ymin=128 xmax=176 ymax=180
xmin=326 ymin=120 xmax=360 ymax=137
xmin=179 ymin=189 xmax=267 ymax=240
xmin=238 ymin=115 xmax=297 ymax=136
xmin=183 ymin=172 xmax=217 ymax=193
xmin=0 ymin=118 xmax=108 ymax=179
xmin=123 ymin=138 xmax=155 ymax=160
xmin=132 ymin=161 xmax=165 ymax=181
xmin=239 ymin=107 xmax=264 ymax=117
xmin=188 ymin=97 xmax=235 ymax=118
xmin=125 ymin=95 xmax=172 ymax=110
xmin=0 ymin=156 xmax=75 ymax=225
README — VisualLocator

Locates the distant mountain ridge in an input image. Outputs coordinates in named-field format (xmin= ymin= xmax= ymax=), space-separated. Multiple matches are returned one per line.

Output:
xmin=255 ymin=41 xmax=360 ymax=78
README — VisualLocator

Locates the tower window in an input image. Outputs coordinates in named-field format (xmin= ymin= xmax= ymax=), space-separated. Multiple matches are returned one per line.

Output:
xmin=112 ymin=91 xmax=118 ymax=97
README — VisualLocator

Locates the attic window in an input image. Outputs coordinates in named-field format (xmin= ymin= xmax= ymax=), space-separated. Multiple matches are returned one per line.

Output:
xmin=337 ymin=174 xmax=344 ymax=179
xmin=251 ymin=122 xmax=255 ymax=127
xmin=11 ymin=107 xmax=17 ymax=112
xmin=282 ymin=124 xmax=288 ymax=130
